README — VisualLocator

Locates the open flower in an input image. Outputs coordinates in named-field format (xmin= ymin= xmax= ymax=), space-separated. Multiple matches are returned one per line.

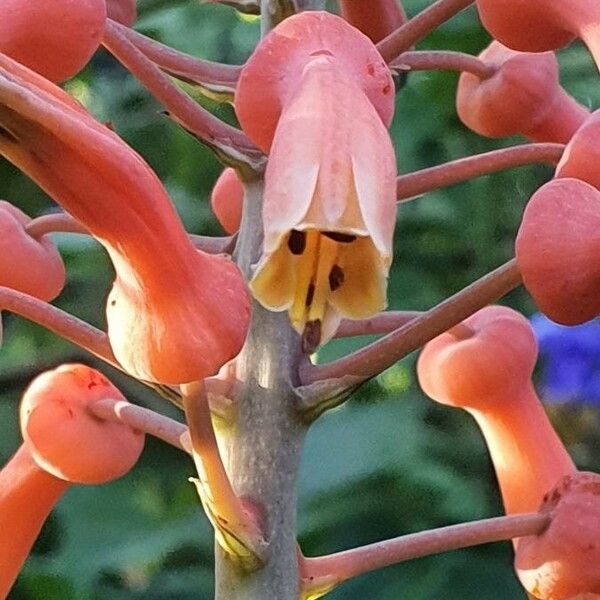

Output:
xmin=250 ymin=58 xmax=396 ymax=351
xmin=236 ymin=12 xmax=396 ymax=351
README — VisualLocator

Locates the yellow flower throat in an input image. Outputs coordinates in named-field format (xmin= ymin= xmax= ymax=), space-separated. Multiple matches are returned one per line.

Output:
xmin=287 ymin=229 xmax=354 ymax=353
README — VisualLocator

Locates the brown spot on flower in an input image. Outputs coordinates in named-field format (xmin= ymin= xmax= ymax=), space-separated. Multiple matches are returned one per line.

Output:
xmin=323 ymin=231 xmax=356 ymax=243
xmin=305 ymin=283 xmax=315 ymax=307
xmin=329 ymin=265 xmax=344 ymax=291
xmin=302 ymin=320 xmax=322 ymax=354
xmin=288 ymin=230 xmax=306 ymax=255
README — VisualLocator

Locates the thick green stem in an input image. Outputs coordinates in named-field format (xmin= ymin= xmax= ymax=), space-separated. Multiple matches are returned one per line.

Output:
xmin=213 ymin=178 xmax=307 ymax=599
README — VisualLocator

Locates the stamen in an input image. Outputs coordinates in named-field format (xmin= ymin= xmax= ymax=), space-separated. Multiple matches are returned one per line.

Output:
xmin=288 ymin=230 xmax=307 ymax=255
xmin=305 ymin=283 xmax=315 ymax=307
xmin=329 ymin=265 xmax=344 ymax=291
xmin=290 ymin=232 xmax=319 ymax=327
xmin=323 ymin=231 xmax=356 ymax=244
xmin=302 ymin=320 xmax=322 ymax=354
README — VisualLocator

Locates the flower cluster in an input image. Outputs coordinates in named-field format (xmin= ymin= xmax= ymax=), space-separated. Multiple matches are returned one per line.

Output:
xmin=1 ymin=0 xmax=600 ymax=599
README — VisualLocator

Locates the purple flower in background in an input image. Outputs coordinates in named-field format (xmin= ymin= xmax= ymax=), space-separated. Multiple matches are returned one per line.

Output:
xmin=531 ymin=314 xmax=600 ymax=406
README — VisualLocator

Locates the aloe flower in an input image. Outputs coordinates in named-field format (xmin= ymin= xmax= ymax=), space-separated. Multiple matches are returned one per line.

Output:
xmin=236 ymin=12 xmax=397 ymax=351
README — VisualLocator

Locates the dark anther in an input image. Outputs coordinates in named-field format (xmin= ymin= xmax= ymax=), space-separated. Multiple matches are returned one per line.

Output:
xmin=323 ymin=231 xmax=356 ymax=243
xmin=329 ymin=265 xmax=344 ymax=291
xmin=288 ymin=230 xmax=307 ymax=255
xmin=305 ymin=283 xmax=315 ymax=307
xmin=0 ymin=126 xmax=18 ymax=143
xmin=302 ymin=320 xmax=322 ymax=354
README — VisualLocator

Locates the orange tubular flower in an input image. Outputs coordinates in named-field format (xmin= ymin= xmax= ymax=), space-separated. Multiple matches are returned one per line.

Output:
xmin=0 ymin=54 xmax=250 ymax=384
xmin=0 ymin=201 xmax=65 ymax=301
xmin=0 ymin=0 xmax=106 ymax=83
xmin=515 ymin=472 xmax=600 ymax=600
xmin=417 ymin=306 xmax=575 ymax=516
xmin=456 ymin=42 xmax=588 ymax=143
xmin=476 ymin=0 xmax=600 ymax=71
xmin=338 ymin=0 xmax=408 ymax=43
xmin=516 ymin=111 xmax=600 ymax=325
xmin=516 ymin=178 xmax=600 ymax=326
xmin=211 ymin=168 xmax=244 ymax=235
xmin=0 ymin=364 xmax=144 ymax=598
xmin=236 ymin=12 xmax=397 ymax=351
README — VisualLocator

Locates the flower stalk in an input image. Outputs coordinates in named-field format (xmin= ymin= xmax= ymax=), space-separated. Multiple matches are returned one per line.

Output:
xmin=300 ymin=513 xmax=550 ymax=599
xmin=301 ymin=259 xmax=521 ymax=387
xmin=391 ymin=50 xmax=495 ymax=79
xmin=118 ymin=27 xmax=241 ymax=100
xmin=377 ymin=0 xmax=475 ymax=63
xmin=102 ymin=20 xmax=264 ymax=171
xmin=181 ymin=381 xmax=267 ymax=571
xmin=397 ymin=143 xmax=565 ymax=202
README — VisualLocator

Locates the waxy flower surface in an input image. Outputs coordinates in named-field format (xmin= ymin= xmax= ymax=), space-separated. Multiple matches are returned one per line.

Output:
xmin=237 ymin=12 xmax=397 ymax=351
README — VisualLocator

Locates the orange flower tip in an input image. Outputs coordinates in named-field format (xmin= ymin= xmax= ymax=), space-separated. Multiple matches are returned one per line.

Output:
xmin=211 ymin=168 xmax=244 ymax=234
xmin=235 ymin=11 xmax=394 ymax=152
xmin=0 ymin=201 xmax=65 ymax=301
xmin=476 ymin=0 xmax=577 ymax=53
xmin=20 ymin=364 xmax=145 ymax=485
xmin=0 ymin=0 xmax=107 ymax=83
xmin=515 ymin=472 xmax=600 ymax=600
xmin=556 ymin=109 xmax=600 ymax=190
xmin=456 ymin=42 xmax=560 ymax=139
xmin=516 ymin=178 xmax=600 ymax=326
xmin=339 ymin=0 xmax=408 ymax=44
xmin=417 ymin=306 xmax=537 ymax=410
xmin=107 ymin=0 xmax=137 ymax=27
xmin=106 ymin=252 xmax=251 ymax=385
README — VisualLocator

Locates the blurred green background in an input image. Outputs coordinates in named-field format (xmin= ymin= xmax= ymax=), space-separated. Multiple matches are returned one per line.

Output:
xmin=2 ymin=1 xmax=600 ymax=598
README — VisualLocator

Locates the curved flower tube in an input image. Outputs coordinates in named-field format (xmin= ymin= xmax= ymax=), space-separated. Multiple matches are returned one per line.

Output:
xmin=0 ymin=446 xmax=68 ymax=597
xmin=211 ymin=168 xmax=244 ymax=234
xmin=417 ymin=306 xmax=575 ymax=516
xmin=0 ymin=53 xmax=250 ymax=384
xmin=338 ymin=0 xmax=408 ymax=43
xmin=0 ymin=201 xmax=65 ymax=301
xmin=236 ymin=12 xmax=396 ymax=351
xmin=107 ymin=0 xmax=137 ymax=27
xmin=0 ymin=0 xmax=106 ymax=82
xmin=0 ymin=364 xmax=144 ymax=597
xmin=515 ymin=111 xmax=600 ymax=326
xmin=516 ymin=178 xmax=600 ymax=326
xmin=456 ymin=43 xmax=588 ymax=143
xmin=476 ymin=0 xmax=600 ymax=70
xmin=515 ymin=472 xmax=600 ymax=599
